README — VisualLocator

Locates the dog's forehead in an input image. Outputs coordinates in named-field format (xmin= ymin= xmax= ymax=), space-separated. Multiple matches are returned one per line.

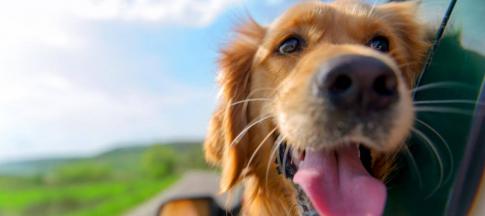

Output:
xmin=268 ymin=2 xmax=327 ymax=31
xmin=267 ymin=1 xmax=373 ymax=32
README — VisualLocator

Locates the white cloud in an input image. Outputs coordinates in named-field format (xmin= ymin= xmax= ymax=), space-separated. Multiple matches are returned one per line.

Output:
xmin=0 ymin=1 xmax=78 ymax=50
xmin=0 ymin=66 xmax=217 ymax=162
xmin=72 ymin=0 xmax=242 ymax=26
xmin=0 ymin=0 xmax=242 ymax=51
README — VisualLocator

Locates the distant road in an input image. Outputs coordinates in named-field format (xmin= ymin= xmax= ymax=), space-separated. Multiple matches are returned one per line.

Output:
xmin=123 ymin=170 xmax=242 ymax=216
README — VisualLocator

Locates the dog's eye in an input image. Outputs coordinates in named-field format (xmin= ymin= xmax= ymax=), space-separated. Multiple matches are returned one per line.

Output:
xmin=278 ymin=36 xmax=303 ymax=55
xmin=367 ymin=36 xmax=390 ymax=53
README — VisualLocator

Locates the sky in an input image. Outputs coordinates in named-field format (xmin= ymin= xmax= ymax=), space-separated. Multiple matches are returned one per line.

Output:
xmin=0 ymin=0 xmax=304 ymax=163
xmin=0 ymin=0 xmax=480 ymax=163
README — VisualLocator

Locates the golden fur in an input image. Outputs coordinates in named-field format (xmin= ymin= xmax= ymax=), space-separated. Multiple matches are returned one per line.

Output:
xmin=159 ymin=199 xmax=211 ymax=216
xmin=205 ymin=1 xmax=429 ymax=215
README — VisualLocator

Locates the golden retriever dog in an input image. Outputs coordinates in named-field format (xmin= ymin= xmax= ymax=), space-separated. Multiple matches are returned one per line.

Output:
xmin=204 ymin=0 xmax=429 ymax=215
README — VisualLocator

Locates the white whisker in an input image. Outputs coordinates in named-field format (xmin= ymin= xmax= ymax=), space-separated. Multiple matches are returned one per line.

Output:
xmin=265 ymin=135 xmax=284 ymax=189
xmin=245 ymin=127 xmax=278 ymax=172
xmin=415 ymin=107 xmax=474 ymax=116
xmin=367 ymin=0 xmax=378 ymax=17
xmin=230 ymin=115 xmax=272 ymax=147
xmin=411 ymin=127 xmax=444 ymax=198
xmin=415 ymin=119 xmax=454 ymax=184
xmin=230 ymin=98 xmax=271 ymax=106
xmin=403 ymin=145 xmax=424 ymax=189
xmin=414 ymin=99 xmax=481 ymax=106
xmin=411 ymin=81 xmax=474 ymax=94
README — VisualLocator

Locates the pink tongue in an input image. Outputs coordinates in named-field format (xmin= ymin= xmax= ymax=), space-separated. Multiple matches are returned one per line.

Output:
xmin=293 ymin=146 xmax=386 ymax=216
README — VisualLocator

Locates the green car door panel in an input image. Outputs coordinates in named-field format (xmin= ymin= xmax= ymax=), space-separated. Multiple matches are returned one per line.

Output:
xmin=384 ymin=0 xmax=485 ymax=215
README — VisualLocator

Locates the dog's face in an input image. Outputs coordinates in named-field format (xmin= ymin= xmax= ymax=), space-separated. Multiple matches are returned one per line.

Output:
xmin=263 ymin=1 xmax=421 ymax=152
xmin=205 ymin=1 xmax=429 ymax=215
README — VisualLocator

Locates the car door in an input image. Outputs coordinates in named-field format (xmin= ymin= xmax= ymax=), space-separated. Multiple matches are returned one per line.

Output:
xmin=384 ymin=0 xmax=485 ymax=215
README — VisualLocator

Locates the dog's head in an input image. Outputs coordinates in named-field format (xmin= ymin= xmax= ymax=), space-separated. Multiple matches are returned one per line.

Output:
xmin=205 ymin=1 xmax=429 ymax=215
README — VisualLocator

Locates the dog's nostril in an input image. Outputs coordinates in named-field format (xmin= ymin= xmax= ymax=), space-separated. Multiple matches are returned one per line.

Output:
xmin=329 ymin=74 xmax=352 ymax=94
xmin=373 ymin=74 xmax=397 ymax=96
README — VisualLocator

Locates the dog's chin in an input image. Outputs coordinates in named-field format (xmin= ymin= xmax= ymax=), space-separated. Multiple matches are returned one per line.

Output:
xmin=288 ymin=139 xmax=387 ymax=216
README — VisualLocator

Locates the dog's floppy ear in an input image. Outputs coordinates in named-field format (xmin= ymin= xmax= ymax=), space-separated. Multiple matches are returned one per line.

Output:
xmin=204 ymin=104 xmax=225 ymax=165
xmin=204 ymin=19 xmax=266 ymax=191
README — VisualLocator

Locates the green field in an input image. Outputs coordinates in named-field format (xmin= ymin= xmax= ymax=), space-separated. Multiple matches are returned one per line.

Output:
xmin=0 ymin=142 xmax=208 ymax=216
xmin=0 ymin=177 xmax=177 ymax=216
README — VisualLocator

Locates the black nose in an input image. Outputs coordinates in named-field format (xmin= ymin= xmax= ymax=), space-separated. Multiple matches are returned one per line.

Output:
xmin=314 ymin=55 xmax=399 ymax=112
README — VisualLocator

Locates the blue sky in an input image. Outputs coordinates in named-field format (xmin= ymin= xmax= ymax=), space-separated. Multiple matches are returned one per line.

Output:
xmin=0 ymin=0 xmax=303 ymax=163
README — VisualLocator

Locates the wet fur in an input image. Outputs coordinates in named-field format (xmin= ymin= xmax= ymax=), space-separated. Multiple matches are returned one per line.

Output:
xmin=204 ymin=1 xmax=429 ymax=215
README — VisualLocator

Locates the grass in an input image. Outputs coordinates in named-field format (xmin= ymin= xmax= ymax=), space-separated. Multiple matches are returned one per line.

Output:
xmin=0 ymin=142 xmax=207 ymax=216
xmin=0 ymin=176 xmax=178 ymax=216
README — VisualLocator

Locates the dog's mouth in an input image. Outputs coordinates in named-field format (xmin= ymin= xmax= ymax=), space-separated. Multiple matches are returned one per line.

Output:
xmin=283 ymin=140 xmax=386 ymax=216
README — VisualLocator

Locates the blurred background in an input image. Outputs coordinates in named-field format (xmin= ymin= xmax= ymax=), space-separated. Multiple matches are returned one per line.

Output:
xmin=0 ymin=1 xmax=302 ymax=215
xmin=0 ymin=0 xmax=475 ymax=215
